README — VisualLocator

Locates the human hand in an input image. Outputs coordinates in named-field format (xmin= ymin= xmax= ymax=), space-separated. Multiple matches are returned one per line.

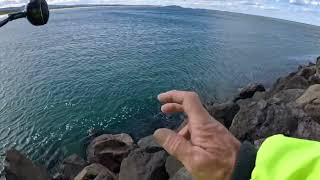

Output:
xmin=154 ymin=91 xmax=241 ymax=180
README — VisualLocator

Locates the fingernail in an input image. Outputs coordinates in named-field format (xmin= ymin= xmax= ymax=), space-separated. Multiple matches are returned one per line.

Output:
xmin=157 ymin=93 xmax=164 ymax=100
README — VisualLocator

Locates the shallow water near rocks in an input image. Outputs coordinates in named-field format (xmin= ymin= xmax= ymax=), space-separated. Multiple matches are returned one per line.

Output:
xmin=0 ymin=5 xmax=320 ymax=170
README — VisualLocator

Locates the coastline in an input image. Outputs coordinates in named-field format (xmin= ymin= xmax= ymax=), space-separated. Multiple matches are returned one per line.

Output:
xmin=0 ymin=4 xmax=319 ymax=27
xmin=3 ymin=57 xmax=320 ymax=180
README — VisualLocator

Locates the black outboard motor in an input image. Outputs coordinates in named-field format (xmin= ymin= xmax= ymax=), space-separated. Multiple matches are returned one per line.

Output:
xmin=0 ymin=0 xmax=49 ymax=28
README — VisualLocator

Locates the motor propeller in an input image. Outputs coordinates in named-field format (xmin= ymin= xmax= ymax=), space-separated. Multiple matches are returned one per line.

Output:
xmin=0 ymin=0 xmax=49 ymax=28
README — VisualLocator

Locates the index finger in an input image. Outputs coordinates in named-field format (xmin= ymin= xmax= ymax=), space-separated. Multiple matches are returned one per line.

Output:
xmin=158 ymin=90 xmax=209 ymax=125
xmin=157 ymin=90 xmax=185 ymax=104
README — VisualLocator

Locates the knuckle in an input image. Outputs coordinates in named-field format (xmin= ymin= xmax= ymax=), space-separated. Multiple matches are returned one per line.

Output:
xmin=188 ymin=91 xmax=199 ymax=98
xmin=165 ymin=135 xmax=182 ymax=155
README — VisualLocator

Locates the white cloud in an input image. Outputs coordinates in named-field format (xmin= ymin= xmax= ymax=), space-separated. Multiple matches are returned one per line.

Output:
xmin=290 ymin=0 xmax=320 ymax=5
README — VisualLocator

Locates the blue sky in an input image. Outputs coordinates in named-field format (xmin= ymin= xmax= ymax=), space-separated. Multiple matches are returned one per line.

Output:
xmin=0 ymin=0 xmax=320 ymax=26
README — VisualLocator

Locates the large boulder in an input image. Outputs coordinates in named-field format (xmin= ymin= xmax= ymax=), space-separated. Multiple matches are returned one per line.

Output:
xmin=87 ymin=133 xmax=134 ymax=173
xmin=138 ymin=135 xmax=161 ymax=149
xmin=229 ymin=99 xmax=301 ymax=142
xmin=230 ymin=88 xmax=320 ymax=142
xmin=52 ymin=173 xmax=68 ymax=180
xmin=308 ymin=74 xmax=320 ymax=85
xmin=272 ymin=74 xmax=309 ymax=94
xmin=271 ymin=89 xmax=305 ymax=104
xmin=296 ymin=84 xmax=320 ymax=122
xmin=119 ymin=147 xmax=169 ymax=180
xmin=61 ymin=154 xmax=87 ymax=180
xmin=316 ymin=56 xmax=320 ymax=74
xmin=206 ymin=101 xmax=240 ymax=128
xmin=297 ymin=66 xmax=316 ymax=79
xmin=169 ymin=168 xmax=193 ymax=180
xmin=74 ymin=163 xmax=116 ymax=180
xmin=233 ymin=83 xmax=265 ymax=102
xmin=165 ymin=156 xmax=183 ymax=178
xmin=4 ymin=149 xmax=51 ymax=180
xmin=293 ymin=117 xmax=320 ymax=140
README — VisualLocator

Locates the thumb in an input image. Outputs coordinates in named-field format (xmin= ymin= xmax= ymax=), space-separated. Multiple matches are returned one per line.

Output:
xmin=153 ymin=128 xmax=192 ymax=163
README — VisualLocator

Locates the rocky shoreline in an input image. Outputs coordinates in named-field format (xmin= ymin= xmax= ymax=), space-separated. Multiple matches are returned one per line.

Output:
xmin=3 ymin=57 xmax=320 ymax=180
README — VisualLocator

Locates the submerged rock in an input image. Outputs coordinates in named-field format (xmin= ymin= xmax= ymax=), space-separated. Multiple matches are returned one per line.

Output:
xmin=119 ymin=147 xmax=169 ymax=180
xmin=74 ymin=163 xmax=116 ymax=180
xmin=87 ymin=133 xmax=134 ymax=173
xmin=4 ymin=149 xmax=51 ymax=180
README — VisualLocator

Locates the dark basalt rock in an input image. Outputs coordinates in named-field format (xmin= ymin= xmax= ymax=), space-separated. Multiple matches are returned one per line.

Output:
xmin=296 ymin=84 xmax=320 ymax=123
xmin=138 ymin=135 xmax=161 ymax=149
xmin=60 ymin=154 xmax=87 ymax=180
xmin=272 ymin=75 xmax=309 ymax=94
xmin=87 ymin=133 xmax=134 ymax=173
xmin=229 ymin=98 xmax=304 ymax=142
xmin=4 ymin=149 xmax=51 ymax=180
xmin=74 ymin=163 xmax=116 ymax=180
xmin=234 ymin=83 xmax=266 ymax=102
xmin=169 ymin=168 xmax=192 ymax=180
xmin=119 ymin=147 xmax=169 ymax=180
xmin=206 ymin=101 xmax=240 ymax=128
xmin=165 ymin=156 xmax=183 ymax=178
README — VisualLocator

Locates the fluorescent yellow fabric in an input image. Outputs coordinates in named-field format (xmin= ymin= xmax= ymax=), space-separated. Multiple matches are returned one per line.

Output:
xmin=251 ymin=135 xmax=320 ymax=180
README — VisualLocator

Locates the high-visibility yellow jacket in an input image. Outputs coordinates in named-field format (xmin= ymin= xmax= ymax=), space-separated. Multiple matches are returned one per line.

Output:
xmin=231 ymin=135 xmax=320 ymax=180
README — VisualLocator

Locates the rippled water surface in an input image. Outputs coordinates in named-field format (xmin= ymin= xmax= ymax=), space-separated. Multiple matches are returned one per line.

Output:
xmin=1 ymin=6 xmax=320 ymax=170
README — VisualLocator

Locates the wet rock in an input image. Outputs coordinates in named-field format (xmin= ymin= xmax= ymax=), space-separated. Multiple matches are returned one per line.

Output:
xmin=4 ymin=149 xmax=51 ymax=180
xmin=87 ymin=133 xmax=134 ymax=173
xmin=271 ymin=89 xmax=305 ymax=104
xmin=138 ymin=135 xmax=161 ymax=149
xmin=206 ymin=101 xmax=240 ymax=128
xmin=252 ymin=91 xmax=268 ymax=101
xmin=296 ymin=84 xmax=320 ymax=122
xmin=297 ymin=66 xmax=316 ymax=79
xmin=74 ymin=163 xmax=116 ymax=180
xmin=52 ymin=173 xmax=68 ymax=180
xmin=61 ymin=154 xmax=87 ymax=180
xmin=234 ymin=83 xmax=265 ymax=102
xmin=165 ymin=156 xmax=183 ymax=178
xmin=229 ymin=99 xmax=302 ymax=142
xmin=272 ymin=74 xmax=309 ymax=94
xmin=119 ymin=147 xmax=169 ymax=180
xmin=308 ymin=74 xmax=320 ymax=85
xmin=169 ymin=168 xmax=193 ymax=180
xmin=316 ymin=56 xmax=320 ymax=74
xmin=294 ymin=118 xmax=320 ymax=141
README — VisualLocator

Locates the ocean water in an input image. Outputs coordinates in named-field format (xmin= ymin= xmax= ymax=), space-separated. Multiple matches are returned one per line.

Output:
xmin=0 ymin=6 xmax=320 ymax=170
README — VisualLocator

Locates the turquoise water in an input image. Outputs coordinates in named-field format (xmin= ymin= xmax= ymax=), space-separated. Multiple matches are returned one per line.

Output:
xmin=0 ymin=6 xmax=320 ymax=170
